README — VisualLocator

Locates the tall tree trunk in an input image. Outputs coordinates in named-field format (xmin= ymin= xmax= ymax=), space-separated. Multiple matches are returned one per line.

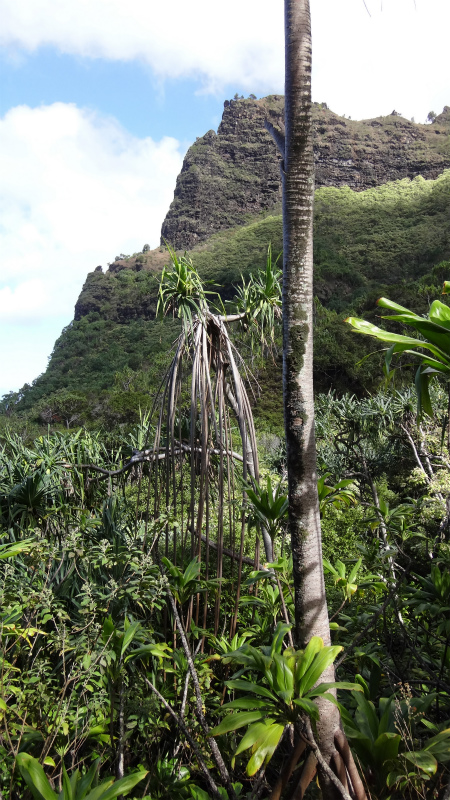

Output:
xmin=279 ymin=2 xmax=361 ymax=797
xmin=283 ymin=0 xmax=326 ymax=651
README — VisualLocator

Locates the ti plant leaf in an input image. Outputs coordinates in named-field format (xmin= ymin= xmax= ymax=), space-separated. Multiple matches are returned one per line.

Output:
xmin=16 ymin=753 xmax=147 ymax=800
xmin=346 ymin=286 xmax=450 ymax=416
xmin=211 ymin=623 xmax=358 ymax=775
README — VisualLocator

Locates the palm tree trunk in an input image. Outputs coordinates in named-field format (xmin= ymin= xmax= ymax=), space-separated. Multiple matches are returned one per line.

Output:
xmin=283 ymin=0 xmax=326 ymax=650
xmin=279 ymin=2 xmax=366 ymax=797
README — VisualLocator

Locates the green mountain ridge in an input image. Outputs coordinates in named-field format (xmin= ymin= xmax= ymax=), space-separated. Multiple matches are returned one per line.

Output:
xmin=162 ymin=97 xmax=450 ymax=249
xmin=4 ymin=95 xmax=450 ymax=429
xmin=9 ymin=169 xmax=450 ymax=430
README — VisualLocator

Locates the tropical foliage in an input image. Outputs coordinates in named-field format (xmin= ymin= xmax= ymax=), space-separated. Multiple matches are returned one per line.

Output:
xmin=346 ymin=287 xmax=450 ymax=416
xmin=4 ymin=171 xmax=450 ymax=428
xmin=2 ymin=249 xmax=450 ymax=798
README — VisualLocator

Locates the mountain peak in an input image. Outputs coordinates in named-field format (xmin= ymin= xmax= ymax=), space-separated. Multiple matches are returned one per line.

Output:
xmin=161 ymin=97 xmax=450 ymax=250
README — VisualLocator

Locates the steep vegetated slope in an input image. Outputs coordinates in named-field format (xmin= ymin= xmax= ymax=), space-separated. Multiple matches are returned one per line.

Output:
xmin=5 ymin=97 xmax=450 ymax=429
xmin=14 ymin=169 xmax=450 ymax=428
xmin=162 ymin=97 xmax=450 ymax=249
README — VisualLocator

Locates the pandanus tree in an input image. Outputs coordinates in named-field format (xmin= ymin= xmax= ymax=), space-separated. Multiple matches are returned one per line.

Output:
xmin=265 ymin=1 xmax=368 ymax=797
xmin=149 ymin=245 xmax=282 ymax=635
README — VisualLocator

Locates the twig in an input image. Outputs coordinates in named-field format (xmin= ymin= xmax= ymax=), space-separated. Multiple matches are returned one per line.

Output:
xmin=76 ymin=443 xmax=249 ymax=479
xmin=144 ymin=676 xmax=221 ymax=800
xmin=302 ymin=719 xmax=352 ymax=800
xmin=200 ymin=534 xmax=260 ymax=567
xmin=159 ymin=562 xmax=237 ymax=800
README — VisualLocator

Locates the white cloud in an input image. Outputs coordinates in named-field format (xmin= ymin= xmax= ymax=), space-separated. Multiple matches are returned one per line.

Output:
xmin=0 ymin=102 xmax=184 ymax=395
xmin=0 ymin=102 xmax=184 ymax=322
xmin=0 ymin=320 xmax=59 ymax=397
xmin=1 ymin=0 xmax=449 ymax=120
xmin=312 ymin=0 xmax=450 ymax=124
xmin=0 ymin=280 xmax=46 ymax=321
xmin=0 ymin=0 xmax=285 ymax=93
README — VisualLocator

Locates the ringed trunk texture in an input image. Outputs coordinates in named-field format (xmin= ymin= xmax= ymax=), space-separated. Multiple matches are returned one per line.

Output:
xmin=283 ymin=1 xmax=343 ymax=796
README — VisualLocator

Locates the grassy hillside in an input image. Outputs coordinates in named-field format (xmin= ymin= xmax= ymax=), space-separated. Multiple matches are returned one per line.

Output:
xmin=162 ymin=96 xmax=450 ymax=249
xmin=6 ymin=171 xmax=450 ymax=430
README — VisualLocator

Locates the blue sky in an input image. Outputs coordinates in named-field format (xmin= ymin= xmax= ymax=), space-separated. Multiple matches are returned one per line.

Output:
xmin=0 ymin=50 xmax=227 ymax=142
xmin=0 ymin=0 xmax=449 ymax=398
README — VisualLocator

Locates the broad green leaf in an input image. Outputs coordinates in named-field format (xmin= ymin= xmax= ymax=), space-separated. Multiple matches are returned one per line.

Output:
xmin=292 ymin=697 xmax=320 ymax=720
xmin=76 ymin=759 xmax=101 ymax=799
xmin=412 ymin=354 xmax=450 ymax=373
xmin=81 ymin=781 xmax=115 ymax=800
xmin=373 ymin=732 xmax=401 ymax=766
xmin=96 ymin=771 xmax=147 ymax=800
xmin=210 ymin=711 xmax=265 ymax=736
xmin=67 ymin=767 xmax=80 ymax=797
xmin=0 ymin=539 xmax=35 ymax=560
xmin=272 ymin=653 xmax=294 ymax=701
xmin=222 ymin=698 xmax=269 ymax=711
xmin=421 ymin=728 xmax=450 ymax=762
xmin=190 ymin=787 xmax=211 ymax=800
xmin=424 ymin=728 xmax=450 ymax=751
xmin=270 ymin=622 xmax=291 ymax=656
xmin=354 ymin=693 xmax=380 ymax=742
xmin=84 ymin=771 xmax=147 ymax=800
xmin=348 ymin=559 xmax=362 ymax=584
xmin=235 ymin=721 xmax=275 ymax=757
xmin=298 ymin=645 xmax=343 ymax=696
xmin=225 ymin=680 xmax=277 ymax=701
xmin=355 ymin=674 xmax=370 ymax=698
xmin=378 ymin=697 xmax=395 ymax=735
xmin=16 ymin=754 xmax=58 ymax=800
xmin=404 ymin=751 xmax=437 ymax=775
xmin=307 ymin=681 xmax=363 ymax=697
xmin=295 ymin=636 xmax=324 ymax=683
xmin=335 ymin=560 xmax=346 ymax=579
xmin=429 ymin=300 xmax=450 ymax=329
xmin=383 ymin=315 xmax=450 ymax=356
xmin=346 ymin=318 xmax=450 ymax=363
xmin=322 ymin=558 xmax=338 ymax=577
xmin=183 ymin=557 xmax=201 ymax=585
xmin=377 ymin=297 xmax=416 ymax=314
xmin=61 ymin=764 xmax=74 ymax=800
xmin=102 ymin=617 xmax=115 ymax=641
xmin=388 ymin=345 xmax=450 ymax=373
xmin=120 ymin=620 xmax=141 ymax=658
xmin=415 ymin=365 xmax=433 ymax=418
xmin=125 ymin=642 xmax=171 ymax=662
xmin=246 ymin=723 xmax=284 ymax=776
xmin=0 ymin=698 xmax=7 ymax=710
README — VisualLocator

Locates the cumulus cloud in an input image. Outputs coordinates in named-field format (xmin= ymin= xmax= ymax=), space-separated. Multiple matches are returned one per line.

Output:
xmin=0 ymin=0 xmax=285 ymax=93
xmin=0 ymin=102 xmax=184 ymax=323
xmin=1 ymin=0 xmax=449 ymax=120
xmin=0 ymin=280 xmax=47 ymax=321
xmin=312 ymin=0 xmax=450 ymax=124
xmin=0 ymin=102 xmax=184 ymax=394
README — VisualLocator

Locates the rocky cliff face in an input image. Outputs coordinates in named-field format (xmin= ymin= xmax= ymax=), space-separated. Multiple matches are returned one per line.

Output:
xmin=161 ymin=98 xmax=450 ymax=249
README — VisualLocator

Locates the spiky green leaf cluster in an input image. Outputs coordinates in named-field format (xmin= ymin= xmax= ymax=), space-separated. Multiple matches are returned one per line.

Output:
xmin=211 ymin=623 xmax=359 ymax=775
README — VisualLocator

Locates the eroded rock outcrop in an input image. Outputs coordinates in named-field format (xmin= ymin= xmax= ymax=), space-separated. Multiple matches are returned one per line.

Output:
xmin=161 ymin=97 xmax=450 ymax=249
